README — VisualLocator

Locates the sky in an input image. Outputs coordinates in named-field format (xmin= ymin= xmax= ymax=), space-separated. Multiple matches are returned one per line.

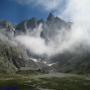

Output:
xmin=0 ymin=0 xmax=66 ymax=24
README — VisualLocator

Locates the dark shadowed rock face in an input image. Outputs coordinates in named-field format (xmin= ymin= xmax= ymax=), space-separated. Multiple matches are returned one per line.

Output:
xmin=0 ymin=39 xmax=27 ymax=73
xmin=41 ymin=13 xmax=71 ymax=41
xmin=15 ymin=17 xmax=41 ymax=35
xmin=48 ymin=51 xmax=90 ymax=74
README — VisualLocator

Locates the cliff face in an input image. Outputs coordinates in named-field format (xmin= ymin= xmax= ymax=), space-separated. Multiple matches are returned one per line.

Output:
xmin=0 ymin=38 xmax=26 ymax=73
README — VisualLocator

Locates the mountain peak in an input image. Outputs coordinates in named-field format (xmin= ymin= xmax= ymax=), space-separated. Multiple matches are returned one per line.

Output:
xmin=47 ymin=13 xmax=55 ymax=21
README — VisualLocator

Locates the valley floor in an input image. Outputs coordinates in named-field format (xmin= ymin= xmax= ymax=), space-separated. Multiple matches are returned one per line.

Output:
xmin=0 ymin=73 xmax=90 ymax=90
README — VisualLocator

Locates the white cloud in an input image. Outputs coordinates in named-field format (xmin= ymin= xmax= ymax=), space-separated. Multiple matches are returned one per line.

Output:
xmin=60 ymin=0 xmax=90 ymax=50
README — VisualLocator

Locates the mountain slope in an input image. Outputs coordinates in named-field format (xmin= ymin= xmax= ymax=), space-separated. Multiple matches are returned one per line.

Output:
xmin=0 ymin=36 xmax=27 ymax=73
xmin=49 ymin=51 xmax=90 ymax=74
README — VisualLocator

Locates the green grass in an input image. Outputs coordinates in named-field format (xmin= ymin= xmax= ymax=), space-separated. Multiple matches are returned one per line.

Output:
xmin=0 ymin=74 xmax=90 ymax=90
xmin=29 ymin=77 xmax=90 ymax=90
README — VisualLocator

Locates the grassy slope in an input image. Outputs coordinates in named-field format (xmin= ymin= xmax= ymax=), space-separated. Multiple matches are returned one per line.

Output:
xmin=0 ymin=73 xmax=90 ymax=90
